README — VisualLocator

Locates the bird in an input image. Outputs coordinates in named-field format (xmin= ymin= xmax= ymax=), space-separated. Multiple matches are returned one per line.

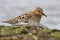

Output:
xmin=3 ymin=7 xmax=47 ymax=26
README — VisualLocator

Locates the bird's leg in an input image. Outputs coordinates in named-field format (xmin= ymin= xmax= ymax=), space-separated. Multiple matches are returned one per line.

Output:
xmin=34 ymin=24 xmax=40 ymax=35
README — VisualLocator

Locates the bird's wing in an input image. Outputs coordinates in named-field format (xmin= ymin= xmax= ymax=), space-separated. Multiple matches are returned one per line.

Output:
xmin=2 ymin=12 xmax=33 ymax=24
xmin=14 ymin=12 xmax=33 ymax=23
xmin=3 ymin=18 xmax=18 ymax=24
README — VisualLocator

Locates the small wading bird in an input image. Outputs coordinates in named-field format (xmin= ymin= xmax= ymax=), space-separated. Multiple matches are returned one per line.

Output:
xmin=3 ymin=7 xmax=47 ymax=26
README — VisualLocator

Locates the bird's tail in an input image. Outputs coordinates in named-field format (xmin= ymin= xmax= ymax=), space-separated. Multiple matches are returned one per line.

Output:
xmin=2 ymin=21 xmax=9 ymax=23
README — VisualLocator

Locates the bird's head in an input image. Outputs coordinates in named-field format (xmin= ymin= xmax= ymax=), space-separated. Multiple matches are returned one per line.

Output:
xmin=33 ymin=7 xmax=47 ymax=17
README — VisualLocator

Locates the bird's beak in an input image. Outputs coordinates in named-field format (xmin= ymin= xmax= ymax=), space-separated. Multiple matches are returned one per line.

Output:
xmin=42 ymin=13 xmax=47 ymax=17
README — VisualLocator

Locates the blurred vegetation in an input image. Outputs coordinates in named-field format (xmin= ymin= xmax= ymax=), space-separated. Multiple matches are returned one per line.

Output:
xmin=0 ymin=25 xmax=60 ymax=40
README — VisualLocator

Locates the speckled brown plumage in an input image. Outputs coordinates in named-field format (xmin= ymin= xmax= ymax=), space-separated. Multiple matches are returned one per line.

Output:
xmin=3 ymin=7 xmax=47 ymax=25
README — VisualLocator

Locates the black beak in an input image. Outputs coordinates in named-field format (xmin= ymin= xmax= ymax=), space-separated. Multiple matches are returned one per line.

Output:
xmin=42 ymin=13 xmax=47 ymax=17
